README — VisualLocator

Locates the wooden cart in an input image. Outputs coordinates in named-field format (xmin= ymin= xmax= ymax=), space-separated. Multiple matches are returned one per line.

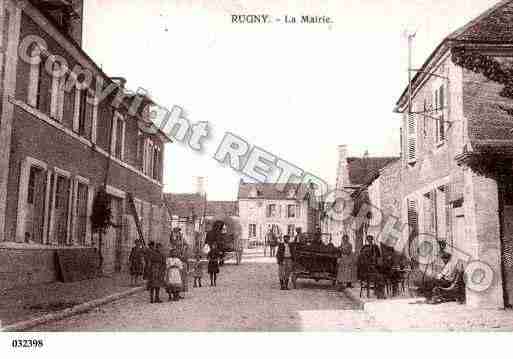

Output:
xmin=218 ymin=233 xmax=243 ymax=265
xmin=290 ymin=244 xmax=339 ymax=288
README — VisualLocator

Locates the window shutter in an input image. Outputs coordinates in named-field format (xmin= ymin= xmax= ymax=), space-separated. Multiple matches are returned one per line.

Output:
xmin=407 ymin=198 xmax=419 ymax=237
xmin=407 ymin=112 xmax=417 ymax=163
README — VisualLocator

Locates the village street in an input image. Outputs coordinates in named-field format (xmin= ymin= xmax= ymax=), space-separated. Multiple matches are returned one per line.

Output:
xmin=31 ymin=249 xmax=382 ymax=331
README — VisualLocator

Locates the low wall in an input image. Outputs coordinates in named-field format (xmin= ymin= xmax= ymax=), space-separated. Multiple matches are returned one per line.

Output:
xmin=0 ymin=247 xmax=58 ymax=291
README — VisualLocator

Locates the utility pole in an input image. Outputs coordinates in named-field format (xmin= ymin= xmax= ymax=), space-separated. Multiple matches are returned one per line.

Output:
xmin=407 ymin=31 xmax=416 ymax=116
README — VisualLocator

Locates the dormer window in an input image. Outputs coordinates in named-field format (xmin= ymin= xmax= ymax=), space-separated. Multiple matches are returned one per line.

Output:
xmin=287 ymin=188 xmax=296 ymax=199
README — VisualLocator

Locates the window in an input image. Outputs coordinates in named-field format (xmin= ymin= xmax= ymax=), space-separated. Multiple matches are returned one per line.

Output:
xmin=78 ymin=89 xmax=87 ymax=134
xmin=75 ymin=181 xmax=88 ymax=246
xmin=111 ymin=112 xmax=126 ymax=160
xmin=152 ymin=145 xmax=161 ymax=180
xmin=266 ymin=204 xmax=277 ymax=218
xmin=55 ymin=176 xmax=70 ymax=210
xmin=249 ymin=224 xmax=257 ymax=238
xmin=434 ymin=85 xmax=446 ymax=144
xmin=62 ymin=73 xmax=75 ymax=124
xmin=50 ymin=63 xmax=66 ymax=121
xmin=407 ymin=198 xmax=419 ymax=240
xmin=27 ymin=167 xmax=42 ymax=204
xmin=1 ymin=9 xmax=9 ymax=75
xmin=287 ymin=204 xmax=296 ymax=218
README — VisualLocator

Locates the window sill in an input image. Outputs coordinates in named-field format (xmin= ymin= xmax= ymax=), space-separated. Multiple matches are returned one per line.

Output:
xmin=0 ymin=241 xmax=94 ymax=251
xmin=9 ymin=97 xmax=163 ymax=187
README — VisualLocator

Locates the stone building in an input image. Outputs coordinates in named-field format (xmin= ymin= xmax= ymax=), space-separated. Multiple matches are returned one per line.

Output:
xmin=238 ymin=181 xmax=318 ymax=244
xmin=328 ymin=145 xmax=397 ymax=250
xmin=0 ymin=0 xmax=170 ymax=290
xmin=394 ymin=0 xmax=513 ymax=308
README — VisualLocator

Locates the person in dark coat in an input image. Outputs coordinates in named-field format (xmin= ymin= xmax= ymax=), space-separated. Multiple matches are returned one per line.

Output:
xmin=143 ymin=241 xmax=155 ymax=282
xmin=207 ymin=243 xmax=220 ymax=287
xmin=206 ymin=220 xmax=224 ymax=248
xmin=128 ymin=240 xmax=145 ymax=286
xmin=147 ymin=242 xmax=166 ymax=303
xmin=276 ymin=235 xmax=295 ymax=290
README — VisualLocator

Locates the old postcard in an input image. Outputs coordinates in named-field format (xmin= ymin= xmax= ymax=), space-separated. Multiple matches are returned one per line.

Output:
xmin=1 ymin=1 xmax=513 ymax=353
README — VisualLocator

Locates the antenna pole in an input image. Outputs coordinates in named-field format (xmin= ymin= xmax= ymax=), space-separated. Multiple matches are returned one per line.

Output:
xmin=408 ymin=32 xmax=416 ymax=114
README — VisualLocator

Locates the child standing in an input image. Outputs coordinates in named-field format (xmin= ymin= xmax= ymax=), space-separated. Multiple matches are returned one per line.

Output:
xmin=192 ymin=255 xmax=203 ymax=288
xmin=165 ymin=249 xmax=184 ymax=301
xmin=207 ymin=244 xmax=220 ymax=287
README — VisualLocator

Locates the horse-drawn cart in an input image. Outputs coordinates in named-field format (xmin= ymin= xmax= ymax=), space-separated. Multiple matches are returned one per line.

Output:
xmin=217 ymin=233 xmax=243 ymax=265
xmin=290 ymin=243 xmax=339 ymax=288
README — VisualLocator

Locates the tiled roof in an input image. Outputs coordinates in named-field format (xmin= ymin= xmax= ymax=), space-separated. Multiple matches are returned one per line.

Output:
xmin=164 ymin=193 xmax=238 ymax=219
xmin=396 ymin=0 xmax=513 ymax=107
xmin=206 ymin=201 xmax=238 ymax=217
xmin=346 ymin=157 xmax=399 ymax=186
xmin=163 ymin=193 xmax=204 ymax=218
xmin=449 ymin=1 xmax=513 ymax=43
xmin=238 ymin=182 xmax=310 ymax=200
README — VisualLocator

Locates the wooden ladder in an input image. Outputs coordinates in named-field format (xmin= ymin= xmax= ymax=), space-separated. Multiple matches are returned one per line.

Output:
xmin=126 ymin=192 xmax=145 ymax=246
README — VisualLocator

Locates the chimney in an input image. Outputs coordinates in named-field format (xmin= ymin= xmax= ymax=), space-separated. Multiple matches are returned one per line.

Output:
xmin=196 ymin=176 xmax=206 ymax=197
xmin=335 ymin=145 xmax=350 ymax=190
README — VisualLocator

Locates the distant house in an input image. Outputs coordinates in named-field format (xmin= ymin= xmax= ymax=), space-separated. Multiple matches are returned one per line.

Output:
xmin=327 ymin=145 xmax=397 ymax=250
xmin=163 ymin=192 xmax=238 ymax=247
xmin=238 ymin=181 xmax=319 ymax=243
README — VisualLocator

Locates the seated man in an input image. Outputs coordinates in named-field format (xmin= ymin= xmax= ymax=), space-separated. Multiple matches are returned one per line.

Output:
xmin=424 ymin=252 xmax=461 ymax=302
xmin=435 ymin=253 xmax=458 ymax=288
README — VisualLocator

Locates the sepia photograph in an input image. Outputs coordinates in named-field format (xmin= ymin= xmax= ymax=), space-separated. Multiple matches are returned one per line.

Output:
xmin=1 ymin=0 xmax=513 ymax=355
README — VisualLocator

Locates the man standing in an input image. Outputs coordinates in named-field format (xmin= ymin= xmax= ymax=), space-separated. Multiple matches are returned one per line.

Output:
xmin=294 ymin=227 xmax=303 ymax=243
xmin=264 ymin=227 xmax=271 ymax=257
xmin=276 ymin=235 xmax=294 ymax=290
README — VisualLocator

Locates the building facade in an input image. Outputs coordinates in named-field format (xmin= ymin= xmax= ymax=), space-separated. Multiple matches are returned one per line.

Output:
xmin=0 ymin=0 xmax=170 ymax=290
xmin=238 ymin=182 xmax=317 ymax=243
xmin=328 ymin=145 xmax=397 ymax=250
xmin=394 ymin=0 xmax=513 ymax=309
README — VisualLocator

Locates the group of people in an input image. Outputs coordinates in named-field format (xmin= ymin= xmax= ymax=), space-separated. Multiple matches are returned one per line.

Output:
xmin=273 ymin=231 xmax=399 ymax=293
xmin=127 ymin=223 xmax=226 ymax=304
xmin=127 ymin=241 xmax=188 ymax=303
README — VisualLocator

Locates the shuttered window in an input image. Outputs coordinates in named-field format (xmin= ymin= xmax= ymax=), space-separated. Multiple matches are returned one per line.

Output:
xmin=435 ymin=85 xmax=446 ymax=144
xmin=407 ymin=112 xmax=417 ymax=163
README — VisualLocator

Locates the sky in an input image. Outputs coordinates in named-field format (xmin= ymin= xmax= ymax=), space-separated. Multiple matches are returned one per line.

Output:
xmin=83 ymin=0 xmax=500 ymax=200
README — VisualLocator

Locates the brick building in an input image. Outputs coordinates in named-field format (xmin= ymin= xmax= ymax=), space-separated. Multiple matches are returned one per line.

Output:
xmin=238 ymin=181 xmax=318 ymax=244
xmin=394 ymin=0 xmax=513 ymax=308
xmin=0 ymin=0 xmax=170 ymax=290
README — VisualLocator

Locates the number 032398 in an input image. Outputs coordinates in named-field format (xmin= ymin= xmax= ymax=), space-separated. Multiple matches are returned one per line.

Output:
xmin=11 ymin=339 xmax=44 ymax=348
